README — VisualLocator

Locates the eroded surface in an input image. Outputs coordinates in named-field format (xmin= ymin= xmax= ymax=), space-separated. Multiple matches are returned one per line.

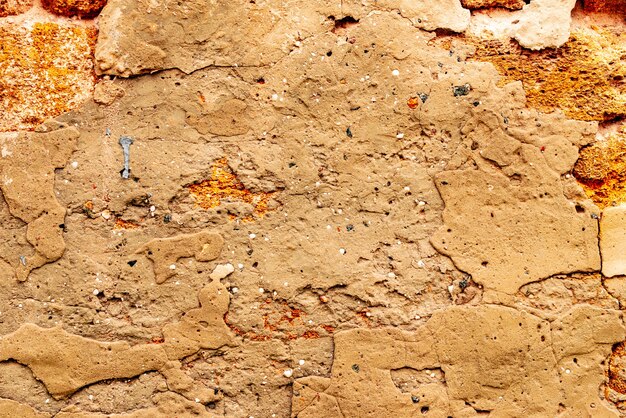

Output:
xmin=0 ymin=5 xmax=98 ymax=131
xmin=1 ymin=0 xmax=626 ymax=417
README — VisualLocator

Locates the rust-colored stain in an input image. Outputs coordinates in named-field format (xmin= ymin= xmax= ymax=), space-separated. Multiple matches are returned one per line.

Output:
xmin=583 ymin=0 xmax=626 ymax=14
xmin=0 ymin=0 xmax=33 ymax=17
xmin=114 ymin=218 xmax=140 ymax=230
xmin=607 ymin=341 xmax=626 ymax=397
xmin=41 ymin=0 xmax=107 ymax=18
xmin=573 ymin=133 xmax=626 ymax=209
xmin=187 ymin=157 xmax=275 ymax=220
xmin=224 ymin=302 xmax=328 ymax=342
xmin=0 ymin=22 xmax=97 ymax=131
xmin=320 ymin=324 xmax=335 ymax=333
xmin=463 ymin=28 xmax=626 ymax=122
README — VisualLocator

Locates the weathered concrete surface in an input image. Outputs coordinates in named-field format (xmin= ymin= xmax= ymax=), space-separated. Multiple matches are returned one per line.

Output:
xmin=0 ymin=0 xmax=626 ymax=417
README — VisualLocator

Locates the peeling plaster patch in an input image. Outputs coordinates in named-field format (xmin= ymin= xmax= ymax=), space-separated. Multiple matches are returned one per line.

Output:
xmin=136 ymin=231 xmax=224 ymax=284
xmin=293 ymin=305 xmax=625 ymax=417
xmin=0 ymin=124 xmax=79 ymax=281
xmin=600 ymin=205 xmax=626 ymax=277
xmin=467 ymin=0 xmax=577 ymax=49
xmin=430 ymin=112 xmax=600 ymax=294
xmin=461 ymin=26 xmax=626 ymax=122
xmin=0 ymin=278 xmax=234 ymax=399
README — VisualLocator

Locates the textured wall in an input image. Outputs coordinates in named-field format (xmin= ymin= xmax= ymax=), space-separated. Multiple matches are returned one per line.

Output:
xmin=1 ymin=1 xmax=626 ymax=417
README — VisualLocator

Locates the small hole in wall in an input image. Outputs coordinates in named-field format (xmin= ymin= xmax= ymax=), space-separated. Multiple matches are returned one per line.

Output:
xmin=421 ymin=406 xmax=429 ymax=414
xmin=575 ymin=204 xmax=585 ymax=213
xmin=329 ymin=15 xmax=360 ymax=32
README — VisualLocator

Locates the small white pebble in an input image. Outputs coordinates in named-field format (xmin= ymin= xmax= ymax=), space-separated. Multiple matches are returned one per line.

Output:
xmin=339 ymin=248 xmax=346 ymax=255
xmin=195 ymin=398 xmax=200 ymax=403
xmin=231 ymin=287 xmax=239 ymax=294
xmin=238 ymin=263 xmax=244 ymax=269
xmin=169 ymin=264 xmax=176 ymax=270
xmin=392 ymin=69 xmax=400 ymax=76
xmin=71 ymin=161 xmax=78 ymax=169
xmin=283 ymin=369 xmax=293 ymax=378
xmin=299 ymin=359 xmax=305 ymax=366
xmin=92 ymin=289 xmax=99 ymax=296
xmin=404 ymin=186 xmax=410 ymax=191
xmin=417 ymin=260 xmax=426 ymax=268
xmin=259 ymin=288 xmax=265 ymax=293
xmin=396 ymin=133 xmax=404 ymax=139
xmin=101 ymin=210 xmax=111 ymax=220
xmin=565 ymin=369 xmax=571 ymax=374
xmin=365 ymin=312 xmax=372 ymax=317
xmin=88 ymin=395 xmax=94 ymax=401
xmin=249 ymin=233 xmax=256 ymax=239
xmin=210 ymin=263 xmax=235 ymax=280
xmin=150 ymin=205 xmax=156 ymax=212
xmin=415 ymin=315 xmax=421 ymax=320
xmin=45 ymin=399 xmax=50 ymax=404
xmin=387 ymin=272 xmax=396 ymax=278
xmin=283 ymin=281 xmax=289 ymax=287
xmin=447 ymin=285 xmax=454 ymax=294
xmin=271 ymin=94 xmax=278 ymax=101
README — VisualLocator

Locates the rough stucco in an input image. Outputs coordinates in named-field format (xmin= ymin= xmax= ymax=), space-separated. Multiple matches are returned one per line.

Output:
xmin=1 ymin=0 xmax=626 ymax=417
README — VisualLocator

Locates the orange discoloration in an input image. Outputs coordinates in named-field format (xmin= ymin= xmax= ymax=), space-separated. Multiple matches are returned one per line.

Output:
xmin=0 ymin=0 xmax=33 ymax=17
xmin=225 ymin=302 xmax=323 ymax=341
xmin=41 ymin=0 xmax=107 ymax=18
xmin=573 ymin=133 xmax=626 ymax=208
xmin=407 ymin=97 xmax=420 ymax=109
xmin=0 ymin=22 xmax=97 ymax=131
xmin=114 ymin=218 xmax=140 ymax=230
xmin=607 ymin=342 xmax=626 ymax=396
xmin=583 ymin=0 xmax=626 ymax=14
xmin=301 ymin=330 xmax=320 ymax=339
xmin=187 ymin=158 xmax=276 ymax=220
xmin=465 ymin=28 xmax=626 ymax=121
xmin=320 ymin=324 xmax=335 ymax=333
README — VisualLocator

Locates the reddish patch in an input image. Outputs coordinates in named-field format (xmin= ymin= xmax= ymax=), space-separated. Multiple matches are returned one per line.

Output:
xmin=41 ymin=0 xmax=108 ymax=18
xmin=407 ymin=97 xmax=420 ymax=109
